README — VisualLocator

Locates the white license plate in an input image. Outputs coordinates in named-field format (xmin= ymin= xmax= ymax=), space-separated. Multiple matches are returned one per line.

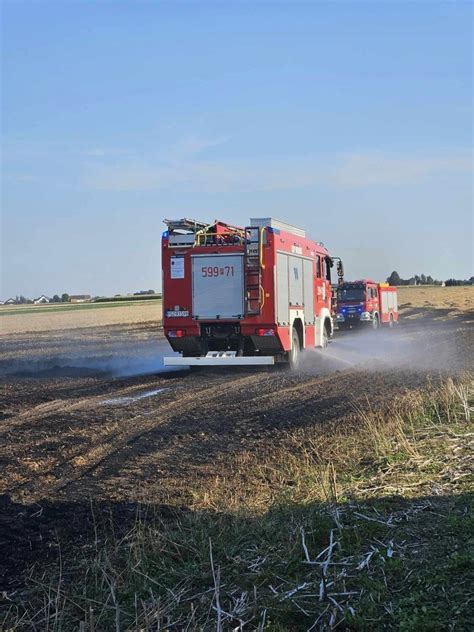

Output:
xmin=166 ymin=310 xmax=189 ymax=317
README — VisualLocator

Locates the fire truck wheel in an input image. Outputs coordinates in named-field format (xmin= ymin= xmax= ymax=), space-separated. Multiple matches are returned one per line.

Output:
xmin=372 ymin=314 xmax=380 ymax=330
xmin=388 ymin=314 xmax=394 ymax=328
xmin=289 ymin=327 xmax=301 ymax=369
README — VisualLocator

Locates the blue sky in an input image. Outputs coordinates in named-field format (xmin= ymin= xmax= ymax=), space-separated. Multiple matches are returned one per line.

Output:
xmin=1 ymin=1 xmax=472 ymax=299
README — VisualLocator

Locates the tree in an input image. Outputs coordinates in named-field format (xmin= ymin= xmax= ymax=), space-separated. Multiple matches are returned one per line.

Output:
xmin=61 ymin=293 xmax=70 ymax=303
xmin=52 ymin=294 xmax=61 ymax=303
xmin=387 ymin=271 xmax=401 ymax=286
xmin=420 ymin=274 xmax=426 ymax=285
xmin=426 ymin=276 xmax=434 ymax=285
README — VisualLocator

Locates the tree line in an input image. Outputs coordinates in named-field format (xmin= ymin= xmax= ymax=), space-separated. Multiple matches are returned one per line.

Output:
xmin=387 ymin=272 xmax=474 ymax=287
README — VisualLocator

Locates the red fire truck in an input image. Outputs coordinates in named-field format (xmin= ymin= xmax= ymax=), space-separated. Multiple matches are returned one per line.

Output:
xmin=335 ymin=280 xmax=398 ymax=330
xmin=162 ymin=217 xmax=343 ymax=368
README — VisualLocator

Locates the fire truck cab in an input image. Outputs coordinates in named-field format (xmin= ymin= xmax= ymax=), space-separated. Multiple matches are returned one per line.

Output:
xmin=162 ymin=217 xmax=343 ymax=368
xmin=336 ymin=280 xmax=398 ymax=330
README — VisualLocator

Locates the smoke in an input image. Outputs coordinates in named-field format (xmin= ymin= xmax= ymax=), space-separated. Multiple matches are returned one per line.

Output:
xmin=300 ymin=322 xmax=469 ymax=376
xmin=1 ymin=319 xmax=469 ymax=379
xmin=0 ymin=339 xmax=184 ymax=378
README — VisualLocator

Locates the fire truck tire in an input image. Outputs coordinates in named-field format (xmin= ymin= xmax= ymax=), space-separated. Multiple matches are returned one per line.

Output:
xmin=289 ymin=327 xmax=301 ymax=370
xmin=388 ymin=314 xmax=394 ymax=328
xmin=372 ymin=314 xmax=380 ymax=330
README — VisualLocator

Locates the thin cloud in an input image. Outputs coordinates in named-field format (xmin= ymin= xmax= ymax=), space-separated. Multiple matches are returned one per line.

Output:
xmin=168 ymin=135 xmax=230 ymax=161
xmin=82 ymin=150 xmax=472 ymax=193
xmin=333 ymin=153 xmax=473 ymax=187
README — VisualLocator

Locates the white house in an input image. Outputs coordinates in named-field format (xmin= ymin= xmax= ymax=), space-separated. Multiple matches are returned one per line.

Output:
xmin=33 ymin=295 xmax=50 ymax=304
xmin=70 ymin=294 xmax=91 ymax=303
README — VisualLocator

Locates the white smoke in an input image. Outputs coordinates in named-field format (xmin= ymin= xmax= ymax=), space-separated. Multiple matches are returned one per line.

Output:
xmin=301 ymin=321 xmax=469 ymax=375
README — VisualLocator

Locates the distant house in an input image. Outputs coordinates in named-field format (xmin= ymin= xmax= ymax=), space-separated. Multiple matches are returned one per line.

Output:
xmin=70 ymin=294 xmax=91 ymax=303
xmin=4 ymin=298 xmax=16 ymax=304
xmin=33 ymin=295 xmax=50 ymax=304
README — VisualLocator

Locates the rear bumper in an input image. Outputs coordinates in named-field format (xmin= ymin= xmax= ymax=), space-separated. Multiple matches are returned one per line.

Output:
xmin=163 ymin=351 xmax=275 ymax=366
xmin=166 ymin=330 xmax=284 ymax=356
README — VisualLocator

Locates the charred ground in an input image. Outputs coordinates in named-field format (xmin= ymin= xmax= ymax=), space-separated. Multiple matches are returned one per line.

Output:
xmin=0 ymin=290 xmax=473 ymax=627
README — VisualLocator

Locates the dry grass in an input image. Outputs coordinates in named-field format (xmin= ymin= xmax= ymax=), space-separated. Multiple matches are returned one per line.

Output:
xmin=397 ymin=285 xmax=474 ymax=312
xmin=3 ymin=377 xmax=473 ymax=631
xmin=191 ymin=377 xmax=472 ymax=515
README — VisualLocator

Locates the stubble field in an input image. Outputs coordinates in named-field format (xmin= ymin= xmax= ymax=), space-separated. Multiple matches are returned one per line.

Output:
xmin=0 ymin=300 xmax=163 ymax=335
xmin=0 ymin=286 xmax=472 ymax=630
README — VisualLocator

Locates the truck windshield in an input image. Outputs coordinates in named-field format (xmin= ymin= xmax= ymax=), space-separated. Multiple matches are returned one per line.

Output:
xmin=337 ymin=288 xmax=365 ymax=302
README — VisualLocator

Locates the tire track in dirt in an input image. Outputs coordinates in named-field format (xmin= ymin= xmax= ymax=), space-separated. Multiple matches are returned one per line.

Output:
xmin=5 ymin=371 xmax=277 ymax=501
xmin=0 ymin=380 xmax=176 ymax=434
xmin=58 ymin=368 xmax=423 ymax=505
xmin=4 ymin=365 xmax=430 ymax=503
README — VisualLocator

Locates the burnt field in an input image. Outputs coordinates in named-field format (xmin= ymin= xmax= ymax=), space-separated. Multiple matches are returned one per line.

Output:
xmin=0 ymin=289 xmax=473 ymax=629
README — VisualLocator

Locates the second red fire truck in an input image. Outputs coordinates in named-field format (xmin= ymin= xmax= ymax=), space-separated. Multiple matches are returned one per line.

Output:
xmin=162 ymin=217 xmax=343 ymax=368
xmin=335 ymin=280 xmax=399 ymax=330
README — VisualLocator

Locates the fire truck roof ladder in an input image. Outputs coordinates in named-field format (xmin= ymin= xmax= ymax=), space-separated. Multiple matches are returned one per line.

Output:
xmin=195 ymin=221 xmax=246 ymax=246
xmin=164 ymin=218 xmax=209 ymax=234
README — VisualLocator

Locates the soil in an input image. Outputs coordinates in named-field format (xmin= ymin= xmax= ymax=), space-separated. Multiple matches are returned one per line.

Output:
xmin=0 ymin=290 xmax=472 ymax=595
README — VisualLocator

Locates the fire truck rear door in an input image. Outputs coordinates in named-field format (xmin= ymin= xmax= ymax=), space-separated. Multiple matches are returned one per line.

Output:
xmin=191 ymin=254 xmax=245 ymax=319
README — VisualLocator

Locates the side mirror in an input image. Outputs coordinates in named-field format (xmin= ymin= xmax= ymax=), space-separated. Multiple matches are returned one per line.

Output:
xmin=336 ymin=260 xmax=344 ymax=284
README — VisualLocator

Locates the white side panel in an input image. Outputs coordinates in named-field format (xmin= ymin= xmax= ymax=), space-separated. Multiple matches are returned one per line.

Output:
xmin=192 ymin=254 xmax=244 ymax=319
xmin=288 ymin=255 xmax=303 ymax=306
xmin=303 ymin=259 xmax=314 ymax=324
xmin=276 ymin=252 xmax=289 ymax=325
xmin=381 ymin=291 xmax=397 ymax=313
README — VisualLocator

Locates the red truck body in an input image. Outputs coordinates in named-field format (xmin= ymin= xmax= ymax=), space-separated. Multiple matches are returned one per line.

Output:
xmin=335 ymin=280 xmax=398 ymax=330
xmin=162 ymin=217 xmax=342 ymax=366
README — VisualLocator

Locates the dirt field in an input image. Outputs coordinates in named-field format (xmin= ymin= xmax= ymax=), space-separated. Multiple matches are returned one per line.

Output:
xmin=398 ymin=284 xmax=474 ymax=312
xmin=0 ymin=287 xmax=472 ymax=597
xmin=0 ymin=300 xmax=162 ymax=335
